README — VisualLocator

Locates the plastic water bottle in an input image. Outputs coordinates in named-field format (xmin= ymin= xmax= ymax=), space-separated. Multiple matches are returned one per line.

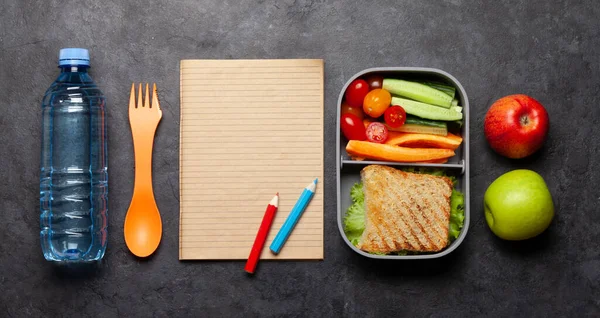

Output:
xmin=40 ymin=48 xmax=108 ymax=262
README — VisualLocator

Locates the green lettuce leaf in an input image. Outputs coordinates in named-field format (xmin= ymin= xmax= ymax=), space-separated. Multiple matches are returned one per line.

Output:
xmin=350 ymin=182 xmax=364 ymax=204
xmin=343 ymin=183 xmax=365 ymax=246
xmin=449 ymin=189 xmax=465 ymax=241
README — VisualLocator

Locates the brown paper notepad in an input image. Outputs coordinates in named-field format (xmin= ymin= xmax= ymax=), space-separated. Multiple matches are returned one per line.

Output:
xmin=179 ymin=59 xmax=324 ymax=260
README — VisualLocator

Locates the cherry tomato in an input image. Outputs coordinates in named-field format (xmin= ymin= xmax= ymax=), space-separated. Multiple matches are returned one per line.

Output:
xmin=365 ymin=75 xmax=384 ymax=90
xmin=341 ymin=101 xmax=365 ymax=119
xmin=363 ymin=88 xmax=391 ymax=118
xmin=344 ymin=79 xmax=369 ymax=108
xmin=366 ymin=122 xmax=388 ymax=143
xmin=384 ymin=105 xmax=407 ymax=128
xmin=341 ymin=113 xmax=367 ymax=141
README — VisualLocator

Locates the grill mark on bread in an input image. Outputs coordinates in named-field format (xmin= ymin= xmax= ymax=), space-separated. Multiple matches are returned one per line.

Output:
xmin=424 ymin=186 xmax=443 ymax=226
xmin=398 ymin=199 xmax=421 ymax=250
xmin=381 ymin=176 xmax=401 ymax=251
xmin=414 ymin=197 xmax=437 ymax=250
xmin=381 ymin=181 xmax=399 ymax=252
xmin=403 ymin=186 xmax=431 ymax=250
xmin=387 ymin=181 xmax=417 ymax=250
xmin=381 ymin=192 xmax=402 ymax=251
xmin=437 ymin=177 xmax=453 ymax=245
xmin=418 ymin=180 xmax=440 ymax=250
xmin=397 ymin=216 xmax=413 ymax=250
xmin=405 ymin=174 xmax=443 ymax=251
xmin=421 ymin=194 xmax=446 ymax=244
xmin=364 ymin=183 xmax=388 ymax=252
xmin=361 ymin=168 xmax=393 ymax=252
xmin=404 ymin=178 xmax=429 ymax=251
xmin=377 ymin=178 xmax=398 ymax=252
xmin=404 ymin=175 xmax=430 ymax=250
xmin=382 ymin=174 xmax=414 ymax=251
xmin=421 ymin=177 xmax=452 ymax=249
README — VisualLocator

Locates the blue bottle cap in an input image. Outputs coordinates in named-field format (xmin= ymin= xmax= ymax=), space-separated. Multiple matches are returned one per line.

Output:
xmin=58 ymin=48 xmax=90 ymax=66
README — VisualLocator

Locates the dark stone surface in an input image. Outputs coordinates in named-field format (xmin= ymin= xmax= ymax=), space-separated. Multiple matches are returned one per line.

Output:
xmin=1 ymin=0 xmax=599 ymax=317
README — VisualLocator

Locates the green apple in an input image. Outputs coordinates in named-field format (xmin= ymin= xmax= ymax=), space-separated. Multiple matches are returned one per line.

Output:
xmin=484 ymin=169 xmax=554 ymax=240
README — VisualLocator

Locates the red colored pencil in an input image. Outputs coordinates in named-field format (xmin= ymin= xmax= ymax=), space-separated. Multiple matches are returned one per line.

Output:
xmin=245 ymin=193 xmax=279 ymax=274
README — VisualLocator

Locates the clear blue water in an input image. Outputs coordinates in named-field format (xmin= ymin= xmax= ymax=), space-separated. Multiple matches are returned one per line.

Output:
xmin=40 ymin=66 xmax=108 ymax=262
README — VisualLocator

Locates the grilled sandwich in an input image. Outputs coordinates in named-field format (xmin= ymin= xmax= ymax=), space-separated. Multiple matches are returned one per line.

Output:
xmin=357 ymin=165 xmax=454 ymax=253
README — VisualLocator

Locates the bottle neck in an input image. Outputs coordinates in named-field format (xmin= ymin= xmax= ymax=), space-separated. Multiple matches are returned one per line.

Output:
xmin=59 ymin=65 xmax=89 ymax=73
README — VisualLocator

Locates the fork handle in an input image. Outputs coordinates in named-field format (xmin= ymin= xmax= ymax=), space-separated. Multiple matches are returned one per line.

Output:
xmin=131 ymin=126 xmax=158 ymax=196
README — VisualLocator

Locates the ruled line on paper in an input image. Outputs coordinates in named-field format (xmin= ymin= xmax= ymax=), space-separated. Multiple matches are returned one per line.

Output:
xmin=181 ymin=114 xmax=322 ymax=119
xmin=181 ymin=90 xmax=322 ymax=94
xmin=180 ymin=205 xmax=323 ymax=209
xmin=179 ymin=64 xmax=320 ymax=70
xmin=179 ymin=59 xmax=324 ymax=260
xmin=179 ymin=205 xmax=322 ymax=211
xmin=180 ymin=76 xmax=322 ymax=81
xmin=181 ymin=101 xmax=322 ymax=105
xmin=180 ymin=85 xmax=322 ymax=89
xmin=182 ymin=232 xmax=321 ymax=237
xmin=182 ymin=121 xmax=323 ymax=125
xmin=180 ymin=116 xmax=322 ymax=122
xmin=180 ymin=154 xmax=321 ymax=161
xmin=182 ymin=233 xmax=323 ymax=238
xmin=180 ymin=210 xmax=322 ymax=216
xmin=181 ymin=134 xmax=321 ymax=139
xmin=183 ymin=142 xmax=322 ymax=148
xmin=180 ymin=209 xmax=323 ymax=215
xmin=179 ymin=183 xmax=316 ymax=189
xmin=181 ymin=245 xmax=323 ymax=249
xmin=178 ymin=99 xmax=323 ymax=103
xmin=180 ymin=162 xmax=321 ymax=168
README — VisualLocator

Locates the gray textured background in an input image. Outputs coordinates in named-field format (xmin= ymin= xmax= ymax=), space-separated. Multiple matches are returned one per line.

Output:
xmin=1 ymin=0 xmax=599 ymax=317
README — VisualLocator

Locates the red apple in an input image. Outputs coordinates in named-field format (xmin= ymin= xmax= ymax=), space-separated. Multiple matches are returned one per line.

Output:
xmin=484 ymin=94 xmax=549 ymax=159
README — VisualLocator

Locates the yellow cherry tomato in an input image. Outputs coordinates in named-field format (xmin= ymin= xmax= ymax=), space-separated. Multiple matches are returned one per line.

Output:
xmin=363 ymin=88 xmax=391 ymax=118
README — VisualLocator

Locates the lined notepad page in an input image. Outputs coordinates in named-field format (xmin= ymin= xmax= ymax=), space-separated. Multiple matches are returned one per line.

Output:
xmin=179 ymin=59 xmax=324 ymax=260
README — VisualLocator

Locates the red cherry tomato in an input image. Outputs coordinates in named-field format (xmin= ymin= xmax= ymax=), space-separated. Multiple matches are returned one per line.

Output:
xmin=341 ymin=113 xmax=367 ymax=141
xmin=384 ymin=105 xmax=407 ymax=128
xmin=341 ymin=101 xmax=365 ymax=119
xmin=344 ymin=79 xmax=369 ymax=107
xmin=365 ymin=75 xmax=384 ymax=90
xmin=366 ymin=122 xmax=389 ymax=143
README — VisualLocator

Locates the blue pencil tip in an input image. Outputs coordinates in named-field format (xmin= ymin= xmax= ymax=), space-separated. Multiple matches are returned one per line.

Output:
xmin=314 ymin=178 xmax=318 ymax=184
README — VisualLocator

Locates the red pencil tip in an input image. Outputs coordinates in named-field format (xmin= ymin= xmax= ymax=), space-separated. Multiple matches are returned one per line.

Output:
xmin=276 ymin=192 xmax=279 ymax=196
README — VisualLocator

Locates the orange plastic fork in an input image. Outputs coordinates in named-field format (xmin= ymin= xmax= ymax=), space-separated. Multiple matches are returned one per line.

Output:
xmin=124 ymin=83 xmax=163 ymax=257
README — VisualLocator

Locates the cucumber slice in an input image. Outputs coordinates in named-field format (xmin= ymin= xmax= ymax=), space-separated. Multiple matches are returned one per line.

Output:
xmin=383 ymin=79 xmax=453 ymax=108
xmin=392 ymin=97 xmax=463 ymax=121
xmin=451 ymin=98 xmax=459 ymax=107
xmin=421 ymin=81 xmax=456 ymax=99
xmin=395 ymin=124 xmax=448 ymax=136
xmin=405 ymin=115 xmax=447 ymax=128
xmin=452 ymin=106 xmax=462 ymax=113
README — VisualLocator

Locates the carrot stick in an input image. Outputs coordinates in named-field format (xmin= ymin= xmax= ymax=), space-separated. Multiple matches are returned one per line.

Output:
xmin=346 ymin=140 xmax=455 ymax=163
xmin=385 ymin=132 xmax=463 ymax=150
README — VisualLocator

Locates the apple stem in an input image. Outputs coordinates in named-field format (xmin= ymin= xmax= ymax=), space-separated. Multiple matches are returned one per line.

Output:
xmin=520 ymin=115 xmax=529 ymax=126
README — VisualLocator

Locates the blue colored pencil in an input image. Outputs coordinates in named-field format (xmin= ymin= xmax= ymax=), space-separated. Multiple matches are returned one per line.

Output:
xmin=269 ymin=178 xmax=318 ymax=254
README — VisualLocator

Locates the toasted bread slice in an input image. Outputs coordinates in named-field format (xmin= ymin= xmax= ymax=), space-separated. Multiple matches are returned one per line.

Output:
xmin=357 ymin=165 xmax=453 ymax=253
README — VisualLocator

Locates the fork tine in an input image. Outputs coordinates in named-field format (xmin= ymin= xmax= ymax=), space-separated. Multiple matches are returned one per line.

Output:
xmin=144 ymin=83 xmax=150 ymax=108
xmin=129 ymin=83 xmax=136 ymax=109
xmin=152 ymin=83 xmax=160 ymax=110
xmin=137 ymin=83 xmax=143 ymax=108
